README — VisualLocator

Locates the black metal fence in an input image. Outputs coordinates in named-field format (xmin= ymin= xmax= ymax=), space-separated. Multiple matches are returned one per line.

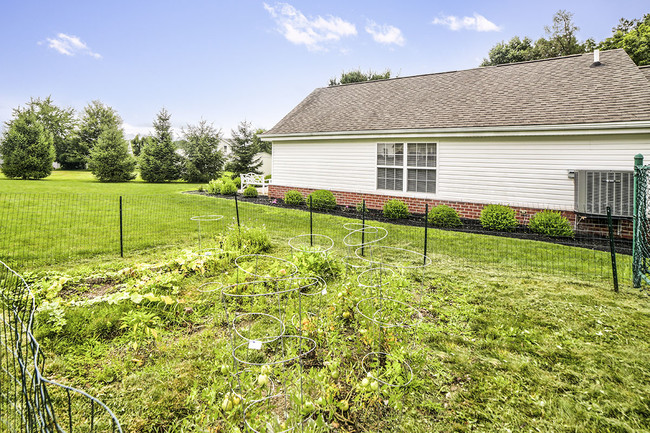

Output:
xmin=0 ymin=192 xmax=630 ymax=286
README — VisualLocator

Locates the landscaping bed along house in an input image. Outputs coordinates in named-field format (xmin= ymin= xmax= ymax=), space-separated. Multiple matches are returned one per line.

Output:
xmin=189 ymin=190 xmax=633 ymax=256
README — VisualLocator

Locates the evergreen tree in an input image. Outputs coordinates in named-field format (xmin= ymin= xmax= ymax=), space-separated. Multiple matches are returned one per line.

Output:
xmin=87 ymin=126 xmax=136 ymax=182
xmin=253 ymin=128 xmax=271 ymax=154
xmin=180 ymin=119 xmax=224 ymax=183
xmin=140 ymin=108 xmax=182 ymax=182
xmin=77 ymin=100 xmax=123 ymax=165
xmin=130 ymin=134 xmax=151 ymax=157
xmin=225 ymin=121 xmax=262 ymax=175
xmin=1 ymin=110 xmax=55 ymax=179
xmin=15 ymin=97 xmax=79 ymax=169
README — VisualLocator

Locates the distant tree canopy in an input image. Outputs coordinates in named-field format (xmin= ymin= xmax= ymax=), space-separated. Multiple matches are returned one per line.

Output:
xmin=329 ymin=69 xmax=392 ymax=86
xmin=14 ymin=97 xmax=78 ymax=169
xmin=599 ymin=13 xmax=650 ymax=66
xmin=481 ymin=10 xmax=590 ymax=66
xmin=481 ymin=10 xmax=648 ymax=67
xmin=77 ymin=100 xmax=123 ymax=166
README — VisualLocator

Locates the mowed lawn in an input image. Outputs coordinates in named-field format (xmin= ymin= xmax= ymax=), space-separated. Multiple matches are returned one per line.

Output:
xmin=1 ymin=170 xmax=649 ymax=432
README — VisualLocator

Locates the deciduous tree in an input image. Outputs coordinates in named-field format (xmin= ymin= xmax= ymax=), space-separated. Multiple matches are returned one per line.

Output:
xmin=77 ymin=100 xmax=122 ymax=165
xmin=599 ymin=13 xmax=650 ymax=66
xmin=328 ymin=69 xmax=391 ymax=86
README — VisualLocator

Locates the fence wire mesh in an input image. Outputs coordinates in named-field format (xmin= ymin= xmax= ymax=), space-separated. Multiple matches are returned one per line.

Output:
xmin=0 ymin=259 xmax=123 ymax=432
xmin=634 ymin=163 xmax=650 ymax=287
xmin=0 ymin=192 xmax=632 ymax=285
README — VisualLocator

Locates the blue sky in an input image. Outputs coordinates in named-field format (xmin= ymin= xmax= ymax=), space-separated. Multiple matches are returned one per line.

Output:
xmin=0 ymin=0 xmax=647 ymax=138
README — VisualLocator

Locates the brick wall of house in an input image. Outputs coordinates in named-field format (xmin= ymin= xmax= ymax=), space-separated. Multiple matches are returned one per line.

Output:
xmin=268 ymin=184 xmax=633 ymax=239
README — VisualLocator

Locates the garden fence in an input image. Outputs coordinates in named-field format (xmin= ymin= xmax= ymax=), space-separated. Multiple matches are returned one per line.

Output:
xmin=0 ymin=192 xmax=632 ymax=286
xmin=0 ymin=259 xmax=122 ymax=432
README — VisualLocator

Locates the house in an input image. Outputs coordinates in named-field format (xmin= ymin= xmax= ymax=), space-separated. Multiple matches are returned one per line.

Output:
xmin=220 ymin=138 xmax=272 ymax=176
xmin=261 ymin=49 xmax=650 ymax=237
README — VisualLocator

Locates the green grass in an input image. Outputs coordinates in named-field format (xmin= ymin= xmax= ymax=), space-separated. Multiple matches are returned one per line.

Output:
xmin=24 ymin=238 xmax=650 ymax=433
xmin=0 ymin=169 xmax=201 ymax=194
xmin=2 ymin=172 xmax=648 ymax=431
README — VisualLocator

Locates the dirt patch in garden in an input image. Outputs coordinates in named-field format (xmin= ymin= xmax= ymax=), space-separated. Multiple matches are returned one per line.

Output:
xmin=185 ymin=191 xmax=632 ymax=256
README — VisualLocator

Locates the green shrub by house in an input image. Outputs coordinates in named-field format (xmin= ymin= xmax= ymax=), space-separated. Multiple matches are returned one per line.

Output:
xmin=480 ymin=204 xmax=518 ymax=231
xmin=207 ymin=179 xmax=223 ymax=194
xmin=308 ymin=190 xmax=337 ymax=210
xmin=428 ymin=204 xmax=462 ymax=228
xmin=220 ymin=180 xmax=237 ymax=195
xmin=233 ymin=176 xmax=241 ymax=188
xmin=528 ymin=210 xmax=574 ymax=238
xmin=383 ymin=199 xmax=409 ymax=219
xmin=243 ymin=185 xmax=258 ymax=198
xmin=284 ymin=190 xmax=304 ymax=206
xmin=356 ymin=202 xmax=368 ymax=213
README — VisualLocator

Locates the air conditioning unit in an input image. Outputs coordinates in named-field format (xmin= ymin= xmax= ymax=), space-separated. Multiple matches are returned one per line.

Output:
xmin=574 ymin=170 xmax=634 ymax=217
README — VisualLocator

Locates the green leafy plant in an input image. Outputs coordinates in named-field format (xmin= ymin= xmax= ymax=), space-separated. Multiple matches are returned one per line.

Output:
xmin=220 ymin=180 xmax=237 ymax=195
xmin=119 ymin=309 xmax=161 ymax=349
xmin=264 ymin=174 xmax=272 ymax=181
xmin=427 ymin=204 xmax=462 ymax=228
xmin=480 ymin=204 xmax=518 ymax=231
xmin=308 ymin=190 xmax=337 ymax=210
xmin=383 ymin=199 xmax=409 ymax=219
xmin=528 ymin=210 xmax=574 ymax=238
xmin=207 ymin=179 xmax=223 ymax=194
xmin=292 ymin=251 xmax=341 ymax=280
xmin=218 ymin=223 xmax=271 ymax=253
xmin=284 ymin=190 xmax=304 ymax=206
xmin=356 ymin=202 xmax=368 ymax=213
xmin=243 ymin=185 xmax=258 ymax=198
xmin=233 ymin=176 xmax=241 ymax=188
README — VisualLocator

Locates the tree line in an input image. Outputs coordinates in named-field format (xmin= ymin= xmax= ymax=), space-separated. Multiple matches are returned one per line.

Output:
xmin=481 ymin=10 xmax=650 ymax=66
xmin=0 ymin=97 xmax=268 ymax=182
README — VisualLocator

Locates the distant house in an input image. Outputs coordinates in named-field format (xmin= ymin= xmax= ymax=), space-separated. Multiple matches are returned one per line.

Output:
xmin=221 ymin=138 xmax=272 ymax=176
xmin=262 ymin=49 xmax=650 ymax=236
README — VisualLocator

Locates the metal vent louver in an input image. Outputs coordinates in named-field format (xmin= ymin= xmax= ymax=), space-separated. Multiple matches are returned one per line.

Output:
xmin=574 ymin=170 xmax=634 ymax=217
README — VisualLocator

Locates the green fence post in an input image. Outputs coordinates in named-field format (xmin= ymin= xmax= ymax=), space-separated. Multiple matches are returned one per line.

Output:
xmin=119 ymin=196 xmax=123 ymax=258
xmin=310 ymin=195 xmax=313 ymax=247
xmin=423 ymin=204 xmax=429 ymax=265
xmin=607 ymin=206 xmax=619 ymax=292
xmin=361 ymin=199 xmax=366 ymax=257
xmin=633 ymin=153 xmax=644 ymax=288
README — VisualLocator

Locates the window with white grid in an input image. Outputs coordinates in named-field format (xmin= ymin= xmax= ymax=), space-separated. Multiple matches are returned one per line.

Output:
xmin=376 ymin=143 xmax=404 ymax=191
xmin=406 ymin=143 xmax=436 ymax=193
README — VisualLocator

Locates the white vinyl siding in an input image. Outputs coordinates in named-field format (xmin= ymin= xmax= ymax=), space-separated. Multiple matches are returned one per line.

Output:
xmin=271 ymin=135 xmax=650 ymax=210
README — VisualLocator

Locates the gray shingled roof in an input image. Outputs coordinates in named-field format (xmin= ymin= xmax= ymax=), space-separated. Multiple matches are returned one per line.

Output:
xmin=641 ymin=65 xmax=650 ymax=82
xmin=266 ymin=49 xmax=650 ymax=136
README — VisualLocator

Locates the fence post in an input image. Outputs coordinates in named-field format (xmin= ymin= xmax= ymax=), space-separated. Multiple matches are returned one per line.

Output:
xmin=607 ymin=206 xmax=619 ymax=292
xmin=633 ymin=153 xmax=644 ymax=288
xmin=234 ymin=194 xmax=241 ymax=238
xmin=423 ymin=204 xmax=428 ymax=265
xmin=361 ymin=199 xmax=366 ymax=257
xmin=119 ymin=196 xmax=123 ymax=258
xmin=310 ymin=195 xmax=313 ymax=247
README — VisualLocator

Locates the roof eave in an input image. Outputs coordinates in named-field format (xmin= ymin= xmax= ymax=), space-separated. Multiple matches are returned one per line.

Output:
xmin=261 ymin=121 xmax=650 ymax=141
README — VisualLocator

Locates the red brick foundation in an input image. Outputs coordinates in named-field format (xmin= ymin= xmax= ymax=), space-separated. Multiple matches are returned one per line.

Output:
xmin=268 ymin=184 xmax=633 ymax=239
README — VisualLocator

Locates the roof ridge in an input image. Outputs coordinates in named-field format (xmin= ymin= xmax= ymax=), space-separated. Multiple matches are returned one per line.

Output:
xmin=321 ymin=49 xmax=624 ymax=90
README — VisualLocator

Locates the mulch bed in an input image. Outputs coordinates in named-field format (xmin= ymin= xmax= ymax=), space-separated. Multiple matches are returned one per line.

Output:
xmin=186 ymin=191 xmax=632 ymax=256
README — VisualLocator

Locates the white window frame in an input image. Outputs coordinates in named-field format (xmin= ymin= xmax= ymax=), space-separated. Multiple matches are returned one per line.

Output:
xmin=376 ymin=142 xmax=437 ymax=194
xmin=406 ymin=143 xmax=437 ymax=194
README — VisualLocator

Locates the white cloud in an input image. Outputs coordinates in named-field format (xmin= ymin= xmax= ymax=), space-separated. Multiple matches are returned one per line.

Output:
xmin=365 ymin=21 xmax=405 ymax=46
xmin=432 ymin=13 xmax=501 ymax=32
xmin=44 ymin=33 xmax=102 ymax=58
xmin=263 ymin=2 xmax=357 ymax=51
xmin=122 ymin=123 xmax=152 ymax=139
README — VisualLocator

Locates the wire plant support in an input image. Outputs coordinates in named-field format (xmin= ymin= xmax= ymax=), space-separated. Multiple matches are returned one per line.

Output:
xmin=190 ymin=214 xmax=224 ymax=257
xmin=0 ymin=259 xmax=123 ymax=433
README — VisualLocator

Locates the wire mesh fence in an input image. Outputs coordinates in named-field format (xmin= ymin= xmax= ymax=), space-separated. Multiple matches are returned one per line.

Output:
xmin=0 ymin=192 xmax=632 ymax=286
xmin=0 ymin=259 xmax=123 ymax=432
